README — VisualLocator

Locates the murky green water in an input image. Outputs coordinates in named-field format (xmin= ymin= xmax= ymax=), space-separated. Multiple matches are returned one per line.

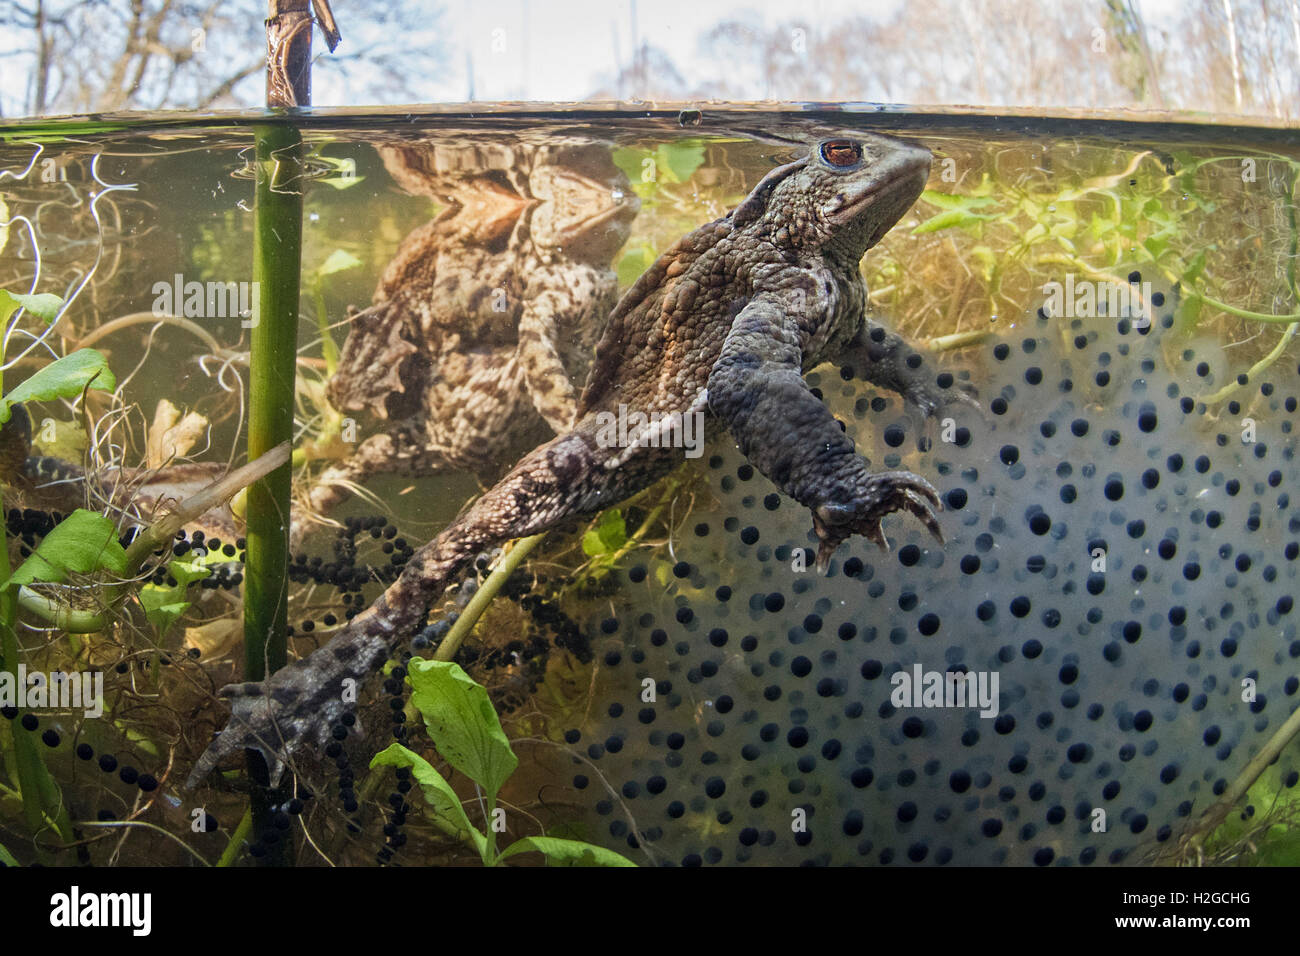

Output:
xmin=0 ymin=108 xmax=1297 ymax=866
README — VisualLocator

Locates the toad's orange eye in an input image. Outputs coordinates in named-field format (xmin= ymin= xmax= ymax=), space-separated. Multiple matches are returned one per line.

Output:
xmin=820 ymin=140 xmax=862 ymax=168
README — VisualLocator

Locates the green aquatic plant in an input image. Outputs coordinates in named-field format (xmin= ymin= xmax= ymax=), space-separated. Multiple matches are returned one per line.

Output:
xmin=242 ymin=121 xmax=306 ymax=865
xmin=137 ymin=552 xmax=223 ymax=640
xmin=578 ymin=507 xmax=628 ymax=582
xmin=1164 ymin=745 xmax=1300 ymax=867
xmin=372 ymin=659 xmax=634 ymax=867
xmin=0 ymin=289 xmax=116 ymax=861
xmin=0 ymin=286 xmax=290 ymax=863
xmin=0 ymin=295 xmax=115 ymax=423
xmin=908 ymin=145 xmax=1300 ymax=417
xmin=434 ymin=534 xmax=546 ymax=664
xmin=564 ymin=473 xmax=695 ymax=593
xmin=291 ymin=246 xmax=365 ymax=474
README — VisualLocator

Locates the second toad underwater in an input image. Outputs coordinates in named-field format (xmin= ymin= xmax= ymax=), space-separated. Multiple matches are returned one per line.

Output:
xmin=187 ymin=131 xmax=979 ymax=786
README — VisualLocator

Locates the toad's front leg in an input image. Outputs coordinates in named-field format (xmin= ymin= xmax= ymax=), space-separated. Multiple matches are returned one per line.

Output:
xmin=834 ymin=316 xmax=979 ymax=448
xmin=707 ymin=296 xmax=944 ymax=571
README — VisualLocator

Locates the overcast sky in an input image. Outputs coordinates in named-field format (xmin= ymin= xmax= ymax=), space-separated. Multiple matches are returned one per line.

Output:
xmin=0 ymin=0 xmax=1213 ymax=116
xmin=315 ymin=0 xmax=1186 ymax=106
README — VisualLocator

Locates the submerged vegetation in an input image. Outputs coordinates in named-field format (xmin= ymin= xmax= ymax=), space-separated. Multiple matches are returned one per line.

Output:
xmin=373 ymin=660 xmax=633 ymax=866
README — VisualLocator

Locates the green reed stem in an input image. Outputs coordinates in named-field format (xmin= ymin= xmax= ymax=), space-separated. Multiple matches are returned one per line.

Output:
xmin=1185 ymin=700 xmax=1300 ymax=861
xmin=927 ymin=329 xmax=993 ymax=351
xmin=1198 ymin=321 xmax=1299 ymax=404
xmin=243 ymin=121 xmax=304 ymax=865
xmin=217 ymin=808 xmax=254 ymax=867
xmin=1178 ymin=289 xmax=1300 ymax=324
xmin=435 ymin=534 xmax=548 ymax=663
xmin=245 ymin=122 xmax=301 ymax=683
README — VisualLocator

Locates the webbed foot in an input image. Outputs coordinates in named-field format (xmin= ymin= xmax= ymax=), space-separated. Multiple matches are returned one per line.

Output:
xmin=904 ymin=376 xmax=981 ymax=451
xmin=812 ymin=470 xmax=943 ymax=571
xmin=185 ymin=632 xmax=379 ymax=789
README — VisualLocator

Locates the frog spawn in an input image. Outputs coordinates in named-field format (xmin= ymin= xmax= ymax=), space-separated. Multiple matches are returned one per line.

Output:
xmin=556 ymin=281 xmax=1300 ymax=865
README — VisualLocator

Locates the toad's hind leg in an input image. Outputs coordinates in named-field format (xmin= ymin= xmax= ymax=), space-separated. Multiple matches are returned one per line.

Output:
xmin=188 ymin=421 xmax=677 ymax=787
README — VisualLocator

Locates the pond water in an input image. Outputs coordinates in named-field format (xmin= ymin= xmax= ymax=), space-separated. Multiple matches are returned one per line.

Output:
xmin=0 ymin=107 xmax=1297 ymax=866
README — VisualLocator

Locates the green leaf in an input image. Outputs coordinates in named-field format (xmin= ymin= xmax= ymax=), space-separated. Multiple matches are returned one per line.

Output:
xmin=1176 ymin=170 xmax=1201 ymax=199
xmin=581 ymin=530 xmax=605 ymax=557
xmin=1139 ymin=237 xmax=1162 ymax=260
xmin=0 ymin=123 xmax=125 ymax=143
xmin=1181 ymin=249 xmax=1208 ymax=285
xmin=30 ymin=417 xmax=87 ymax=460
xmin=407 ymin=660 xmax=518 ymax=804
xmin=319 ymin=175 xmax=365 ymax=191
xmin=316 ymin=249 xmax=363 ymax=277
xmin=0 ymin=290 xmax=63 ymax=325
xmin=370 ymin=743 xmax=487 ymax=859
xmin=497 ymin=835 xmax=637 ymax=867
xmin=167 ymin=559 xmax=211 ymax=588
xmin=1048 ymin=219 xmax=1077 ymax=240
xmin=138 ymin=588 xmax=189 ymax=637
xmin=656 ymin=143 xmax=706 ymax=184
xmin=1050 ymin=234 xmax=1078 ymax=255
xmin=0 ymin=839 xmax=17 ymax=866
xmin=912 ymin=208 xmax=998 ymax=235
xmin=5 ymin=509 xmax=128 ymax=588
xmin=969 ymin=245 xmax=997 ymax=283
xmin=611 ymin=143 xmax=705 ymax=194
xmin=0 ymin=349 xmax=115 ymax=425
xmin=582 ymin=508 xmax=626 ymax=557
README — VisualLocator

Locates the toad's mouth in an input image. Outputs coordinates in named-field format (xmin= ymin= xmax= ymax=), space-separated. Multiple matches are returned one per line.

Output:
xmin=826 ymin=159 xmax=931 ymax=229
